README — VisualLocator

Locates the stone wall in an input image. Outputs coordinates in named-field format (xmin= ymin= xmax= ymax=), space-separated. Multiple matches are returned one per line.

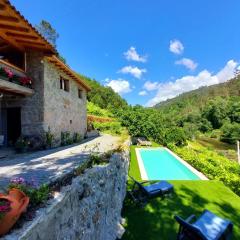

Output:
xmin=3 ymin=152 xmax=129 ymax=240
xmin=0 ymin=53 xmax=88 ymax=145
xmin=1 ymin=51 xmax=45 ymax=138
xmin=43 ymin=60 xmax=87 ymax=144
xmin=22 ymin=51 xmax=45 ymax=136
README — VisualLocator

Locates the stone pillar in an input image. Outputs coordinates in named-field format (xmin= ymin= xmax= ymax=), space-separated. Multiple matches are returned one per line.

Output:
xmin=21 ymin=51 xmax=45 ymax=137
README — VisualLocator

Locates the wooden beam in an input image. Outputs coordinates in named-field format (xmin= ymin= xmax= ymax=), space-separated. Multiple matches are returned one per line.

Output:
xmin=0 ymin=32 xmax=24 ymax=51
xmin=5 ymin=32 xmax=38 ymax=40
xmin=0 ymin=4 xmax=6 ymax=10
xmin=16 ymin=39 xmax=46 ymax=46
xmin=0 ymin=15 xmax=19 ymax=22
xmin=0 ymin=24 xmax=29 ymax=32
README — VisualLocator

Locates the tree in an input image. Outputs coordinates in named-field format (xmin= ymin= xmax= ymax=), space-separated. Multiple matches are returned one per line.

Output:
xmin=36 ymin=20 xmax=59 ymax=47
xmin=202 ymin=98 xmax=228 ymax=129
xmin=220 ymin=122 xmax=240 ymax=144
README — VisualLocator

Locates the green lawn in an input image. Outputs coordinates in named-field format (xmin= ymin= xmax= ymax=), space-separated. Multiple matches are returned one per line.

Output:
xmin=123 ymin=145 xmax=240 ymax=240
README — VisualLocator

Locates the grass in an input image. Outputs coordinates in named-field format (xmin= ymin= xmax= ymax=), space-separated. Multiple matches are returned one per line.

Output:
xmin=123 ymin=145 xmax=240 ymax=240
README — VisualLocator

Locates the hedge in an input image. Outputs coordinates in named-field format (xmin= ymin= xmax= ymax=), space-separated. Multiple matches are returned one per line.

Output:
xmin=169 ymin=142 xmax=240 ymax=196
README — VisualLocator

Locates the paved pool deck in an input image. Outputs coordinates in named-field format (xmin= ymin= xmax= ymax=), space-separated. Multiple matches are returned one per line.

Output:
xmin=0 ymin=134 xmax=119 ymax=189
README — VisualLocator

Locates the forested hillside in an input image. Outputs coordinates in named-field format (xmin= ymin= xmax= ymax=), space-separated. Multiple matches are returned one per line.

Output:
xmin=78 ymin=74 xmax=128 ymax=111
xmin=155 ymin=75 xmax=240 ymax=112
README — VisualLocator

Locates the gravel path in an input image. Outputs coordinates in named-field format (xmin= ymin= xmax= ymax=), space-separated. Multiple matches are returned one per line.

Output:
xmin=0 ymin=134 xmax=119 ymax=188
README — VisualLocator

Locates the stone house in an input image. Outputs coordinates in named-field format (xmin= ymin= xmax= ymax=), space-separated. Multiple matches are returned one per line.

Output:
xmin=0 ymin=0 xmax=91 ymax=146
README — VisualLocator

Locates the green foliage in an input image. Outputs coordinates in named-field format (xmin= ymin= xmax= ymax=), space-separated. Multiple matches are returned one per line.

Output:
xmin=87 ymin=101 xmax=113 ymax=117
xmin=118 ymin=105 xmax=187 ymax=146
xmin=93 ymin=121 xmax=123 ymax=135
xmin=78 ymin=74 xmax=128 ymax=111
xmin=169 ymin=142 xmax=240 ymax=196
xmin=44 ymin=127 xmax=55 ymax=148
xmin=15 ymin=136 xmax=30 ymax=153
xmin=8 ymin=182 xmax=50 ymax=207
xmin=126 ymin=147 xmax=240 ymax=239
xmin=202 ymin=97 xmax=228 ymax=129
xmin=73 ymin=132 xmax=82 ymax=143
xmin=221 ymin=122 xmax=240 ymax=144
xmin=35 ymin=20 xmax=59 ymax=47
xmin=165 ymin=127 xmax=187 ymax=146
xmin=123 ymin=181 xmax=240 ymax=240
xmin=61 ymin=131 xmax=73 ymax=146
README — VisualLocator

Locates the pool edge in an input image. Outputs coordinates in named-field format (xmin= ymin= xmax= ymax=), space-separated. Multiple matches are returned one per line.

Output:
xmin=135 ymin=147 xmax=208 ymax=181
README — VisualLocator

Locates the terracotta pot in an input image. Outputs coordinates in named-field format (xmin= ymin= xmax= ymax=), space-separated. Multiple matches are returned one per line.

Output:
xmin=0 ymin=188 xmax=29 ymax=236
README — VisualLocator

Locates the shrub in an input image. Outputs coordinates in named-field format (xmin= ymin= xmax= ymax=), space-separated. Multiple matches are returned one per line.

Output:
xmin=8 ymin=177 xmax=50 ymax=207
xmin=15 ymin=136 xmax=30 ymax=153
xmin=61 ymin=131 xmax=73 ymax=146
xmin=73 ymin=132 xmax=82 ymax=143
xmin=169 ymin=143 xmax=240 ymax=196
xmin=165 ymin=127 xmax=187 ymax=146
xmin=44 ymin=127 xmax=55 ymax=148
xmin=93 ymin=121 xmax=123 ymax=135
xmin=220 ymin=122 xmax=240 ymax=144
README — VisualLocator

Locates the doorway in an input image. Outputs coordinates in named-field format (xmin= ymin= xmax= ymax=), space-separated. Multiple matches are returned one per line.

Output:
xmin=7 ymin=107 xmax=21 ymax=145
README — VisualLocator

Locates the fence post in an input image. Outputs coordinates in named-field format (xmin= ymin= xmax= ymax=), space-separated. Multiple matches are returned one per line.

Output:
xmin=237 ymin=140 xmax=240 ymax=164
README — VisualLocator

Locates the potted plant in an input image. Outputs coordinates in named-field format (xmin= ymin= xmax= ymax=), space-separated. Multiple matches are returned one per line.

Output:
xmin=15 ymin=136 xmax=30 ymax=153
xmin=43 ymin=127 xmax=55 ymax=149
xmin=0 ymin=188 xmax=29 ymax=236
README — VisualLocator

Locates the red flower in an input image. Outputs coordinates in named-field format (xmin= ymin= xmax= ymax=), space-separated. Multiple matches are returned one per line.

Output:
xmin=19 ymin=77 xmax=32 ymax=85
xmin=3 ymin=68 xmax=13 ymax=78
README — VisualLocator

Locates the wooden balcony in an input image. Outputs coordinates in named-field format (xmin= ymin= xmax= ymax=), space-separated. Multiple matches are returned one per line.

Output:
xmin=0 ymin=60 xmax=34 ymax=96
xmin=0 ymin=59 xmax=26 ymax=77
xmin=0 ymin=78 xmax=34 ymax=96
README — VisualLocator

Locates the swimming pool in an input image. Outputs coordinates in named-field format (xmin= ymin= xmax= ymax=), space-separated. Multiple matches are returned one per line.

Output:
xmin=136 ymin=148 xmax=207 ymax=180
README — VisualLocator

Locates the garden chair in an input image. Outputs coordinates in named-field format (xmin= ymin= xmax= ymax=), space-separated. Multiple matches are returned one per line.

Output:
xmin=137 ymin=137 xmax=152 ymax=146
xmin=174 ymin=209 xmax=233 ymax=240
xmin=128 ymin=176 xmax=174 ymax=205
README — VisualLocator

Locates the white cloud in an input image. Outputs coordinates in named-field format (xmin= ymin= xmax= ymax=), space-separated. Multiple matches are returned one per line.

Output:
xmin=175 ymin=58 xmax=198 ymax=71
xmin=139 ymin=90 xmax=147 ymax=96
xmin=146 ymin=60 xmax=238 ymax=107
xmin=119 ymin=66 xmax=147 ymax=79
xmin=169 ymin=39 xmax=184 ymax=55
xmin=106 ymin=78 xmax=131 ymax=95
xmin=143 ymin=81 xmax=159 ymax=91
xmin=124 ymin=47 xmax=147 ymax=62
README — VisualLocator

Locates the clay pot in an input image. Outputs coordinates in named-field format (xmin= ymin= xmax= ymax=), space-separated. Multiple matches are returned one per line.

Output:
xmin=0 ymin=188 xmax=29 ymax=236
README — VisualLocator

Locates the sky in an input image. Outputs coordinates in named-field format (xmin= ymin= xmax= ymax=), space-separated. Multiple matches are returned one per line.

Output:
xmin=12 ymin=0 xmax=240 ymax=106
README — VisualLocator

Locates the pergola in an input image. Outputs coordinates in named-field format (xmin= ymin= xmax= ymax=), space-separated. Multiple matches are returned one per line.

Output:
xmin=0 ymin=0 xmax=55 ymax=54
xmin=0 ymin=0 xmax=90 ymax=92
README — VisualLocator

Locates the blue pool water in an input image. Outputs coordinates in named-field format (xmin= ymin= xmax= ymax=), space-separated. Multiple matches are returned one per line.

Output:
xmin=139 ymin=148 xmax=200 ymax=180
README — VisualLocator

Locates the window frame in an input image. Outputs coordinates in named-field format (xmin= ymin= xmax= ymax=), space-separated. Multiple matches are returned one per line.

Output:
xmin=60 ymin=76 xmax=70 ymax=92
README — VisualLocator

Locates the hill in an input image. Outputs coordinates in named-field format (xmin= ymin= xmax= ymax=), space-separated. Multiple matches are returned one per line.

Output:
xmin=78 ymin=74 xmax=128 ymax=111
xmin=155 ymin=75 xmax=240 ymax=112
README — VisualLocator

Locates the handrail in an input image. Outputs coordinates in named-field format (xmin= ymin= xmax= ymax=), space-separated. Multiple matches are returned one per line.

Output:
xmin=0 ymin=59 xmax=25 ymax=74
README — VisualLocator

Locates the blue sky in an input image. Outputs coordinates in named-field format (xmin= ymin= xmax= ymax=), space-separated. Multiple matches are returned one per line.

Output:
xmin=12 ymin=0 xmax=240 ymax=106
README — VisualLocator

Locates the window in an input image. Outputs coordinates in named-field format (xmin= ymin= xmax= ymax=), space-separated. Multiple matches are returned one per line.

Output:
xmin=78 ymin=89 xmax=83 ymax=99
xmin=60 ymin=76 xmax=70 ymax=92
xmin=64 ymin=79 xmax=69 ymax=92
xmin=60 ymin=77 xmax=64 ymax=89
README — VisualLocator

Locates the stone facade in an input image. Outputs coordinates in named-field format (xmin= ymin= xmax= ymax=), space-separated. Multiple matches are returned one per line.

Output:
xmin=0 ymin=51 xmax=45 ymax=143
xmin=0 ymin=51 xmax=88 ymax=145
xmin=43 ymin=60 xmax=87 ymax=143
xmin=2 ymin=152 xmax=129 ymax=240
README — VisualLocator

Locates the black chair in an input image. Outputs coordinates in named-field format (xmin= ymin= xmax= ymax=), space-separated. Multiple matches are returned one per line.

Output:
xmin=128 ymin=176 xmax=174 ymax=205
xmin=174 ymin=210 xmax=233 ymax=240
